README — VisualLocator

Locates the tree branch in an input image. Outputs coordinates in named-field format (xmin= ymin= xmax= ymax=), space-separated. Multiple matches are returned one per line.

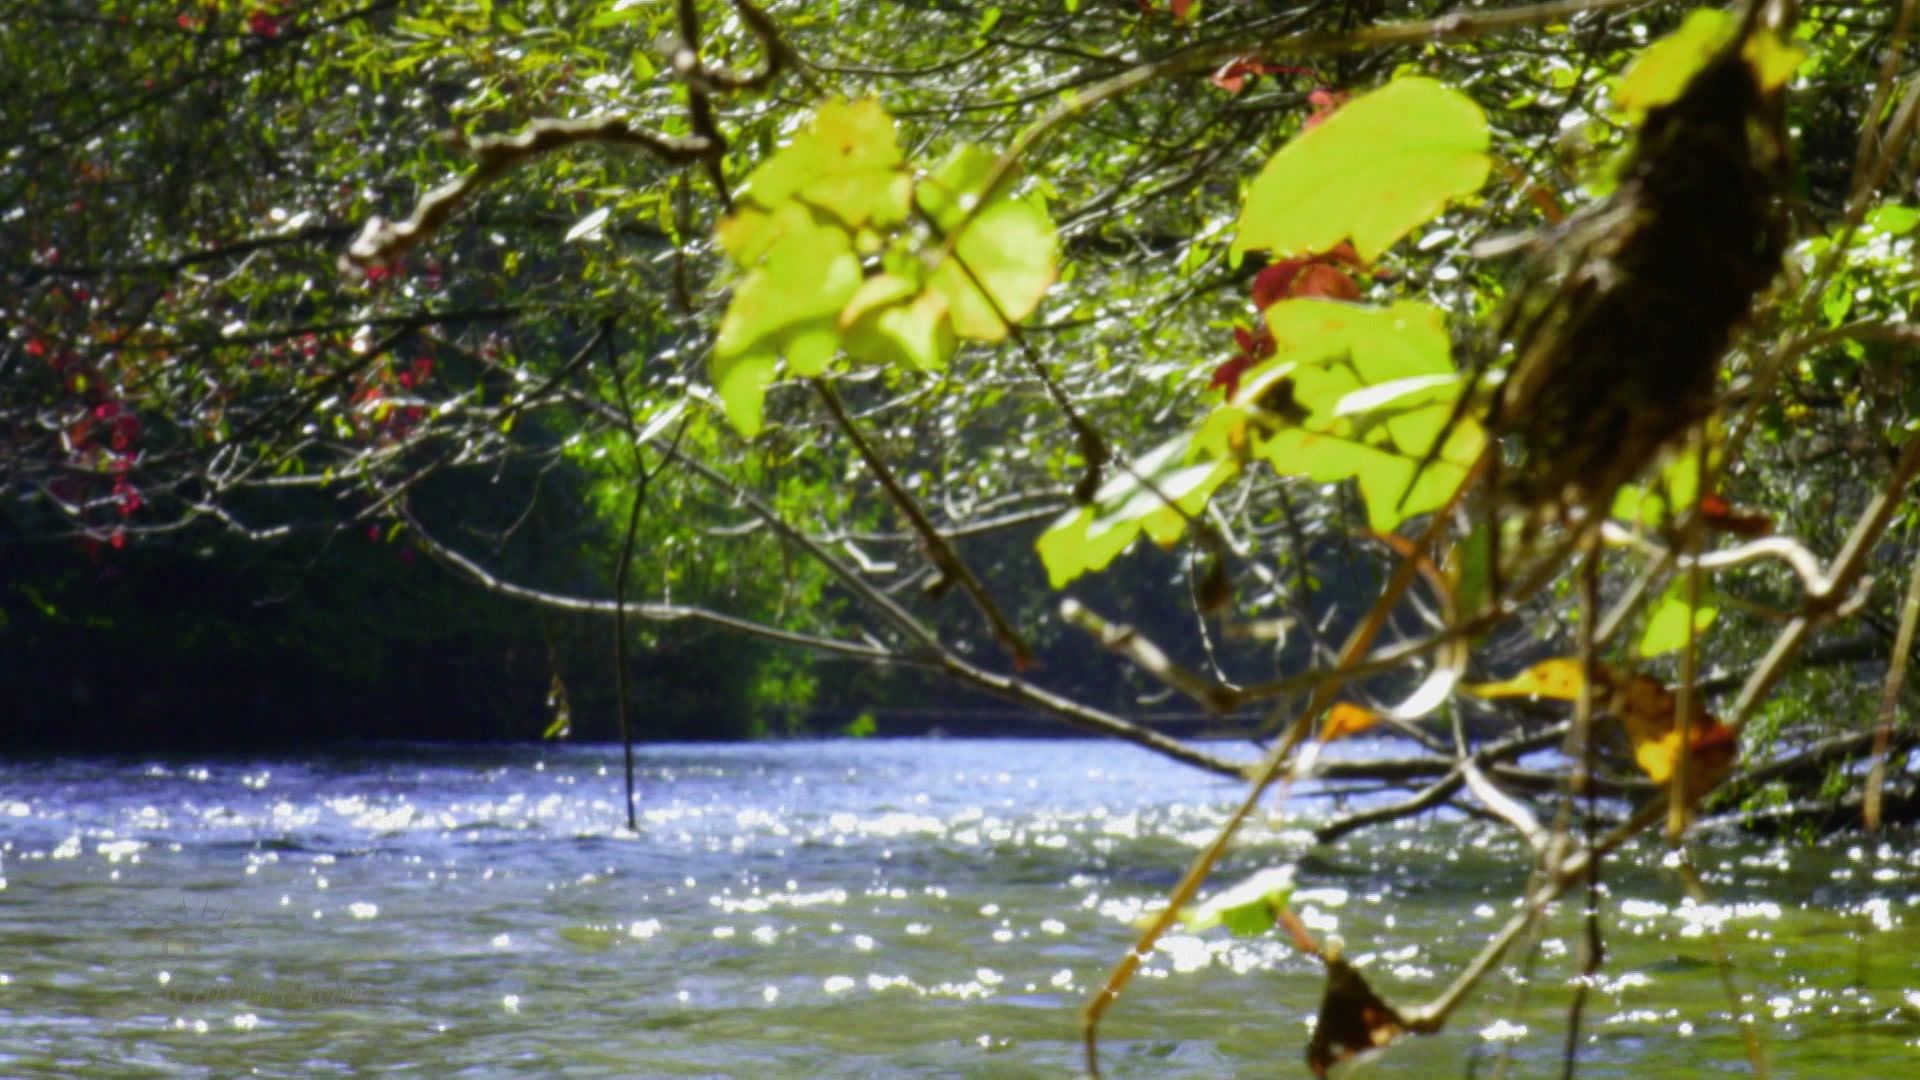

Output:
xmin=344 ymin=117 xmax=713 ymax=270
xmin=402 ymin=508 xmax=910 ymax=665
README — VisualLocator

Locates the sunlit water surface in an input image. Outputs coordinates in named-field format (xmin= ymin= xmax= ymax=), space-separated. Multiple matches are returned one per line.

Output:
xmin=2 ymin=739 xmax=1918 ymax=1077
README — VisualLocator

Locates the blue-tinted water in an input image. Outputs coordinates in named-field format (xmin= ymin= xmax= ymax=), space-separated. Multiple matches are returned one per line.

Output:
xmin=1 ymin=739 xmax=1916 ymax=1077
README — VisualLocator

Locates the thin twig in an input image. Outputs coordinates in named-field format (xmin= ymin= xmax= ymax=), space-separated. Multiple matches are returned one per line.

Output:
xmin=1080 ymin=452 xmax=1488 ymax=1076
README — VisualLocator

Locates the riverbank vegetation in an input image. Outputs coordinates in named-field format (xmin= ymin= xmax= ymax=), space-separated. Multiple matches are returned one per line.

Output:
xmin=5 ymin=0 xmax=1920 ymax=1071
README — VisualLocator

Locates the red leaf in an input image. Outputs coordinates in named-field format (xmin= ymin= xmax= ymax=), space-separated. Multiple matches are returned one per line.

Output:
xmin=1169 ymin=0 xmax=1193 ymax=19
xmin=1322 ymin=240 xmax=1365 ymax=270
xmin=1305 ymin=88 xmax=1350 ymax=129
xmin=1253 ymin=245 xmax=1367 ymax=309
xmin=1701 ymin=493 xmax=1773 ymax=538
xmin=1210 ymin=62 xmax=1251 ymax=95
xmin=1252 ymin=262 xmax=1303 ymax=310
xmin=1210 ymin=355 xmax=1254 ymax=397
xmin=1291 ymin=263 xmax=1360 ymax=300
xmin=1210 ymin=58 xmax=1323 ymax=94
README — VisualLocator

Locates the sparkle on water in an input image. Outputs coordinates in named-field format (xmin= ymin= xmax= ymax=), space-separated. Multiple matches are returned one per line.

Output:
xmin=2 ymin=739 xmax=1918 ymax=1077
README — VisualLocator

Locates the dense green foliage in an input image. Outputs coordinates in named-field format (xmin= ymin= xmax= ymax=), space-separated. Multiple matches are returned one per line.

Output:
xmin=1 ymin=0 xmax=1916 ymax=804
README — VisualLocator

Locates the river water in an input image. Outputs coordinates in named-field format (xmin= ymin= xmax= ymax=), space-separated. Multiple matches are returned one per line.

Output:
xmin=1 ymin=739 xmax=1916 ymax=1077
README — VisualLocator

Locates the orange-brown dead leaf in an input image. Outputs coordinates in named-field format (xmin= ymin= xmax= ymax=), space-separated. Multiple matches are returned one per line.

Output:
xmin=1614 ymin=672 xmax=1736 ymax=796
xmin=1321 ymin=702 xmax=1383 ymax=743
xmin=1463 ymin=660 xmax=1737 ymax=799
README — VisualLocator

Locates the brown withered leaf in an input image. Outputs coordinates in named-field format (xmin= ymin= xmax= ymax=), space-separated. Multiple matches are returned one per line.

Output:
xmin=1306 ymin=953 xmax=1406 ymax=1077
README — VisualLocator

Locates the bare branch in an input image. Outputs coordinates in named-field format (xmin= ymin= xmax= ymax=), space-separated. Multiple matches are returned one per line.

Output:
xmin=344 ymin=117 xmax=713 ymax=270
xmin=1727 ymin=434 xmax=1920 ymax=733
xmin=1460 ymin=758 xmax=1549 ymax=853
xmin=1061 ymin=598 xmax=1239 ymax=714
xmin=403 ymin=508 xmax=909 ymax=666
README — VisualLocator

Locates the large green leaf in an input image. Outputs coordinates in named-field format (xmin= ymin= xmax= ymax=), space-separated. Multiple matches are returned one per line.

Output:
xmin=1178 ymin=867 xmax=1297 ymax=936
xmin=919 ymin=145 xmax=1058 ymax=341
xmin=1254 ymin=426 xmax=1477 ymax=531
xmin=731 ymin=98 xmax=911 ymax=236
xmin=717 ymin=99 xmax=911 ymax=271
xmin=1044 ymin=299 xmax=1481 ymax=586
xmin=1237 ymin=300 xmax=1481 ymax=531
xmin=1233 ymin=77 xmax=1490 ymax=262
xmin=1035 ymin=433 xmax=1238 ymax=588
xmin=712 ymin=204 xmax=863 ymax=435
xmin=1262 ymin=299 xmax=1455 ymax=394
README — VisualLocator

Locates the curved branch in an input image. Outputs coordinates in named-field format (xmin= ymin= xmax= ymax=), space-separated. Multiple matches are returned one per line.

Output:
xmin=344 ymin=117 xmax=713 ymax=270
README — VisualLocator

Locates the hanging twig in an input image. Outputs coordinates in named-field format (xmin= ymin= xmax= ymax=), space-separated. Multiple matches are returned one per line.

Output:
xmin=604 ymin=324 xmax=698 ymax=832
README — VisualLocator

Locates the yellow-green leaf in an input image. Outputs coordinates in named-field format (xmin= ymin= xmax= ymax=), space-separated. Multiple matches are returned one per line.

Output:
xmin=1742 ymin=30 xmax=1806 ymax=91
xmin=839 ymin=273 xmax=919 ymax=328
xmin=1230 ymin=301 xmax=1481 ymax=530
xmin=711 ymin=350 xmax=776 ymax=437
xmin=915 ymin=144 xmax=998 ymax=232
xmin=1179 ymin=867 xmax=1296 ymax=936
xmin=843 ymin=288 xmax=957 ymax=371
xmin=1639 ymin=581 xmax=1718 ymax=657
xmin=1255 ymin=428 xmax=1470 ymax=531
xmin=733 ymin=98 xmax=911 ymax=233
xmin=1614 ymin=9 xmax=1733 ymax=118
xmin=1035 ymin=434 xmax=1238 ymax=588
xmin=916 ymin=143 xmax=1057 ymax=341
xmin=712 ymin=203 xmax=863 ymax=433
xmin=1264 ymin=300 xmax=1455 ymax=392
xmin=1233 ymin=77 xmax=1490 ymax=262
xmin=927 ymin=197 xmax=1057 ymax=341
